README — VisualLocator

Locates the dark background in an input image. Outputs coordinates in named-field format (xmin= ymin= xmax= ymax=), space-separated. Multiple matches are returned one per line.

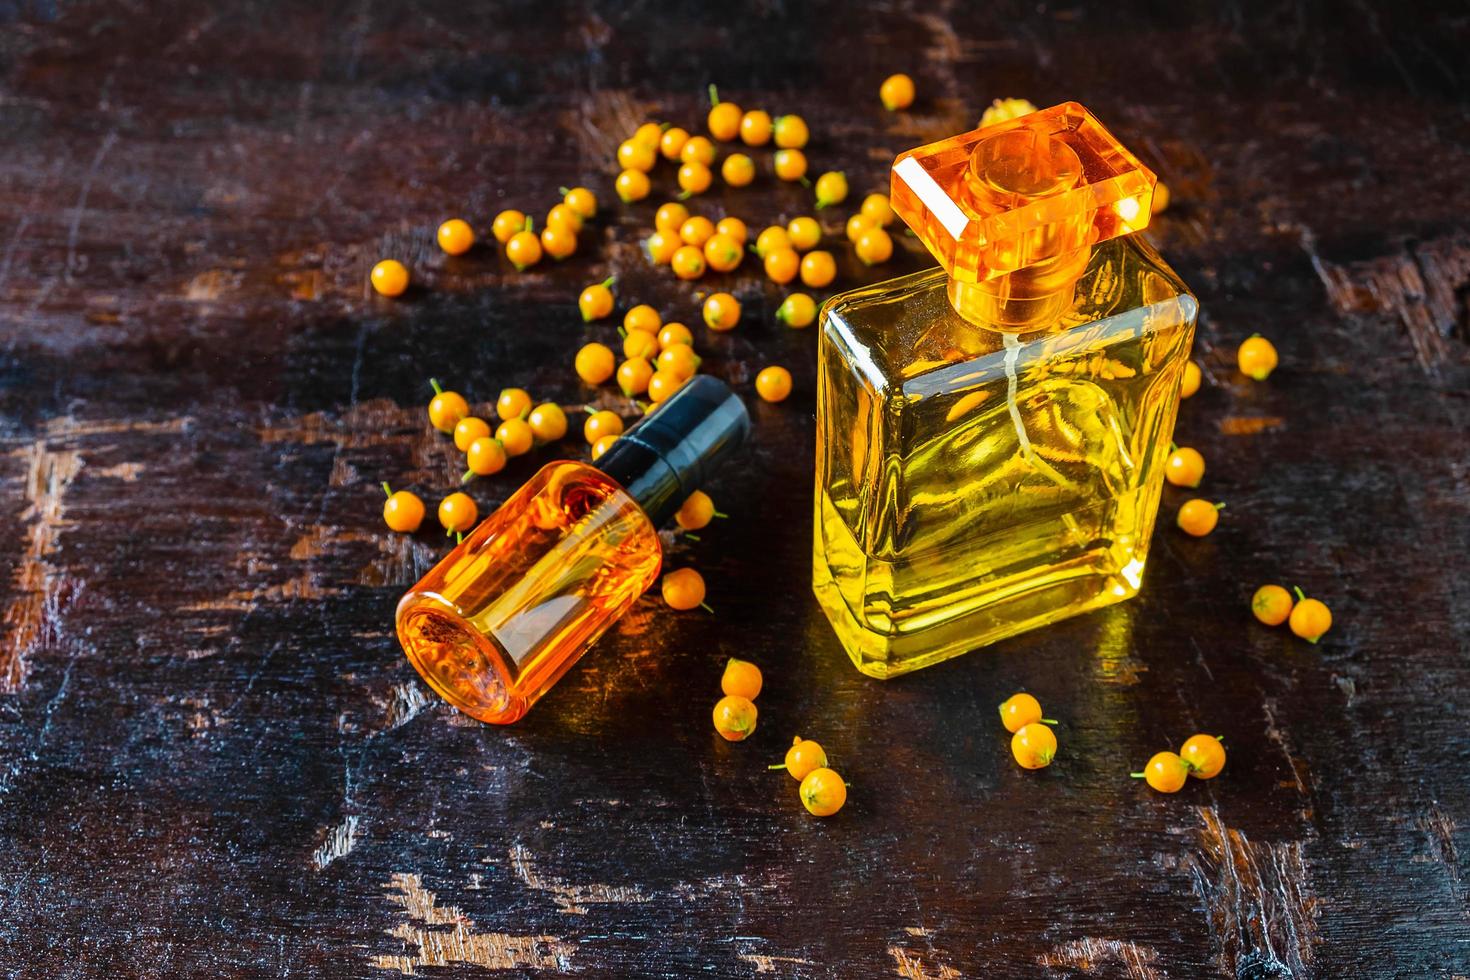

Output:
xmin=1 ymin=1 xmax=1468 ymax=977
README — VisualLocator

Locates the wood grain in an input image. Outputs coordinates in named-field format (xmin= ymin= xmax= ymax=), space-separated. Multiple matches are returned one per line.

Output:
xmin=1 ymin=1 xmax=1468 ymax=977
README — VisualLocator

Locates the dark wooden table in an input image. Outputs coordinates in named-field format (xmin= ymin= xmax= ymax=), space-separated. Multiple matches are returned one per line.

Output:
xmin=3 ymin=2 xmax=1468 ymax=976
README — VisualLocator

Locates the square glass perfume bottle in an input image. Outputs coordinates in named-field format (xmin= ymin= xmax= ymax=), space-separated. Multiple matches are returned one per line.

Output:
xmin=813 ymin=103 xmax=1198 ymax=678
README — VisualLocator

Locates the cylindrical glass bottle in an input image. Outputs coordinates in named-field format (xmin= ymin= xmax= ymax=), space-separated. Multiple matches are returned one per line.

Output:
xmin=396 ymin=376 xmax=749 ymax=724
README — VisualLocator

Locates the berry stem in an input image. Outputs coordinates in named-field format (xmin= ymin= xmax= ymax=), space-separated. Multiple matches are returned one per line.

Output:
xmin=1041 ymin=718 xmax=1058 ymax=725
xmin=684 ymin=533 xmax=701 ymax=541
xmin=708 ymin=84 xmax=719 ymax=107
xmin=713 ymin=511 xmax=728 ymax=519
xmin=456 ymin=531 xmax=464 ymax=544
xmin=382 ymin=481 xmax=393 ymax=498
xmin=461 ymin=470 xmax=474 ymax=484
xmin=601 ymin=275 xmax=616 ymax=290
xmin=1293 ymin=585 xmax=1307 ymax=602
xmin=767 ymin=763 xmax=788 ymax=771
xmin=1129 ymin=772 xmax=1145 ymax=778
xmin=699 ymin=601 xmax=714 ymax=614
xmin=429 ymin=378 xmax=444 ymax=396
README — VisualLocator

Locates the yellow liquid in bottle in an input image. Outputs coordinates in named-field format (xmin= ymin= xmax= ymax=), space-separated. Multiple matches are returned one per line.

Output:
xmin=397 ymin=461 xmax=662 ymax=723
xmin=814 ymin=236 xmax=1197 ymax=677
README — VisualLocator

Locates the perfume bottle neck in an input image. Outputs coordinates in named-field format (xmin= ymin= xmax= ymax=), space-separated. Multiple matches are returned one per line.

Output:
xmin=946 ymin=244 xmax=1092 ymax=330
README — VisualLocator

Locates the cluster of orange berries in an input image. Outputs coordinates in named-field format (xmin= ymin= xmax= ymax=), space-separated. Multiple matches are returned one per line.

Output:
xmin=1133 ymin=734 xmax=1226 ymax=793
xmin=998 ymin=693 xmax=1059 ymax=770
xmin=1163 ymin=444 xmax=1223 ymax=538
xmin=1251 ymin=584 xmax=1332 ymax=643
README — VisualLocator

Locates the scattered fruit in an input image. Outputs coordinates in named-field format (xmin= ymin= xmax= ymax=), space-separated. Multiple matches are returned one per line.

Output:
xmin=660 ymin=127 xmax=690 ymax=161
xmin=662 ymin=567 xmax=707 ymax=610
xmin=777 ymin=293 xmax=817 ymax=328
xmin=617 ymin=138 xmax=657 ymax=173
xmin=1179 ymin=734 xmax=1226 ymax=779
xmin=712 ymin=694 xmax=757 ymax=741
xmin=979 ymin=97 xmax=1038 ymax=128
xmin=583 ymin=410 xmax=624 ymax=444
xmin=880 ymin=73 xmax=916 ymax=111
xmin=496 ymin=417 xmax=534 ymax=456
xmin=575 ymin=342 xmax=617 ymax=385
xmin=646 ymin=231 xmax=680 ymax=265
xmin=506 ymin=219 xmax=543 ymax=270
xmin=1164 ymin=446 xmax=1205 ymax=488
xmin=721 ymin=153 xmax=756 ymax=187
xmin=1237 ymin=335 xmax=1278 ymax=381
xmin=546 ymin=203 xmax=584 ymax=234
xmin=579 ymin=277 xmax=616 ymax=321
xmin=428 ymin=379 xmax=470 ymax=433
xmin=814 ymin=171 xmax=849 ymax=209
xmin=1176 ymin=499 xmax=1223 ymax=537
xmin=998 ymin=692 xmax=1055 ymax=734
xmin=453 ymin=416 xmax=491 ymax=453
xmin=1010 ymin=722 xmax=1057 ymax=769
xmin=561 ymin=186 xmax=598 ymax=220
xmin=1151 ymin=181 xmax=1171 ymax=214
xmin=623 ymin=329 xmax=659 ymax=360
xmin=755 ymin=366 xmax=793 ymax=403
xmin=800 ymin=250 xmax=836 ymax=288
xmin=799 ymin=767 xmax=847 ymax=816
xmin=721 ymin=657 xmax=763 ymax=700
xmin=496 ymin=387 xmax=532 ymax=422
xmin=703 ymin=232 xmax=743 ymax=272
xmin=846 ymin=213 xmax=874 ymax=243
xmin=591 ymin=434 xmax=619 ymax=460
xmin=527 ymin=403 xmax=567 ymax=442
xmin=658 ymin=322 xmax=694 ymax=348
xmin=1134 ymin=751 xmax=1188 ymax=793
xmin=656 ymin=202 xmax=691 ymax=236
xmin=672 ymin=245 xmax=707 ymax=280
xmin=617 ymin=357 xmax=654 ymax=396
xmin=678 ymin=161 xmax=714 ymax=197
xmin=539 ymin=222 xmax=577 ymax=260
xmin=1251 ymin=584 xmax=1294 ymax=626
xmin=370 ymin=259 xmax=410 ymax=297
xmin=616 ymin=169 xmax=651 ymax=203
xmin=436 ymin=219 xmax=475 ymax=256
xmin=676 ymin=489 xmax=720 ymax=530
xmin=860 ymin=193 xmax=895 ymax=226
xmin=632 ymin=121 xmax=664 ymax=149
xmin=707 ymin=86 xmax=742 ymax=142
xmin=1288 ymin=588 xmax=1332 ymax=643
xmin=703 ymin=292 xmax=741 ymax=331
xmin=382 ymin=483 xmax=425 ymax=532
xmin=438 ymin=492 xmax=478 ymax=535
xmin=681 ymin=135 xmax=716 ymax=167
xmin=647 ymin=369 xmax=687 ymax=404
xmin=656 ymin=343 xmax=700 ymax=381
xmin=755 ymin=225 xmax=792 ymax=258
xmin=739 ymin=109 xmax=772 ymax=146
xmin=776 ymin=737 xmax=829 ymax=781
xmin=492 ymin=209 xmax=527 ymax=243
xmin=774 ymin=148 xmax=808 ymax=182
xmin=855 ymin=226 xmax=893 ymax=265
xmin=464 ymin=436 xmax=508 ymax=478
xmin=680 ymin=216 xmax=716 ymax=247
xmin=764 ymin=248 xmax=800 ymax=284
xmin=1180 ymin=360 xmax=1201 ymax=398
xmin=786 ymin=217 xmax=821 ymax=251
xmin=715 ymin=217 xmax=748 ymax=244
xmin=773 ymin=114 xmax=809 ymax=149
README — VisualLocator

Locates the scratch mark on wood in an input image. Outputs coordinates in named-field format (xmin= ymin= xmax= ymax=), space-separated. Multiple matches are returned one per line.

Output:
xmin=1037 ymin=937 xmax=1164 ymax=979
xmin=178 ymin=571 xmax=341 ymax=612
xmin=1261 ymin=698 xmax=1310 ymax=797
xmin=384 ymin=682 xmax=432 ymax=731
xmin=889 ymin=946 xmax=961 ymax=979
xmin=509 ymin=842 xmax=650 ymax=914
xmin=1418 ymin=806 xmax=1465 ymax=913
xmin=1218 ymin=416 xmax=1284 ymax=436
xmin=3 ymin=440 xmax=82 ymax=692
xmin=311 ymin=815 xmax=361 ymax=870
xmin=1185 ymin=806 xmax=1319 ymax=978
xmin=740 ymin=953 xmax=815 ymax=973
xmin=88 ymin=461 xmax=143 ymax=481
xmin=371 ymin=872 xmax=572 ymax=973
xmin=1305 ymin=229 xmax=1470 ymax=373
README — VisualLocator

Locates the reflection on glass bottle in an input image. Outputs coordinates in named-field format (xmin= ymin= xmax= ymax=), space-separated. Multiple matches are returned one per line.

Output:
xmin=813 ymin=103 xmax=1198 ymax=678
xmin=398 ymin=376 xmax=749 ymax=723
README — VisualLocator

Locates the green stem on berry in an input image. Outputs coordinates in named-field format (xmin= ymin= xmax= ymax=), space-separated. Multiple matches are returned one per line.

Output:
xmin=382 ymin=481 xmax=393 ymax=498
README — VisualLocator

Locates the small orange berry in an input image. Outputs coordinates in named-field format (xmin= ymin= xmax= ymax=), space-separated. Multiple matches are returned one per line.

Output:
xmin=660 ymin=126 xmax=690 ymax=161
xmin=786 ymin=216 xmax=821 ymax=251
xmin=539 ymin=223 xmax=577 ymax=261
xmin=755 ymin=366 xmax=793 ymax=403
xmin=680 ymin=135 xmax=716 ymax=167
xmin=1137 ymin=751 xmax=1188 ymax=793
xmin=764 ymin=248 xmax=800 ymax=285
xmin=671 ymin=245 xmax=707 ymax=280
xmin=879 ymin=73 xmax=916 ymax=111
xmin=575 ymin=342 xmax=616 ymax=385
xmin=739 ymin=109 xmax=772 ymax=146
xmin=438 ymin=492 xmax=478 ymax=534
xmin=583 ymin=410 xmax=624 ymax=444
xmin=855 ymin=227 xmax=893 ymax=265
xmin=1251 ymin=584 xmax=1294 ymax=626
xmin=675 ymin=489 xmax=717 ymax=530
xmin=721 ymin=153 xmax=756 ymax=187
xmin=492 ymin=209 xmax=526 ymax=244
xmin=1238 ymin=335 xmax=1278 ymax=381
xmin=774 ymin=148 xmax=808 ymax=182
xmin=707 ymin=88 xmax=742 ymax=142
xmin=1011 ymin=722 xmax=1057 ymax=769
xmin=464 ymin=436 xmax=507 ymax=478
xmin=632 ymin=121 xmax=664 ymax=148
xmin=624 ymin=303 xmax=663 ymax=335
xmin=591 ymin=433 xmax=619 ymax=460
xmin=1165 ymin=446 xmax=1205 ymax=488
xmin=777 ymin=293 xmax=817 ymax=328
xmin=427 ymin=379 xmax=469 ymax=433
xmin=1151 ymin=181 xmax=1171 ymax=214
xmin=658 ymin=322 xmax=694 ymax=348
xmin=617 ymin=138 xmax=657 ymax=173
xmin=814 ymin=171 xmax=848 ymax=210
xmin=860 ymin=193 xmax=895 ymax=226
xmin=677 ymin=161 xmax=713 ymax=196
xmin=382 ymin=484 xmax=425 ymax=533
xmin=496 ymin=387 xmax=532 ymax=422
xmin=562 ymin=187 xmax=597 ymax=220
xmin=680 ymin=216 xmax=715 ymax=247
xmin=1180 ymin=360 xmax=1202 ymax=398
xmin=647 ymin=369 xmax=687 ymax=404
xmin=615 ymin=169 xmax=651 ymax=203
xmin=617 ymin=357 xmax=654 ymax=397
xmin=656 ymin=202 xmax=692 ymax=236
xmin=712 ymin=694 xmax=757 ymax=741
xmin=656 ymin=344 xmax=700 ymax=381
xmin=370 ymin=259 xmax=410 ymax=297
xmin=453 ymin=416 xmax=491 ymax=453
xmin=546 ymin=203 xmax=584 ymax=234
xmin=436 ymin=219 xmax=475 ymax=256
xmin=782 ymin=737 xmax=829 ymax=781
xmin=706 ymin=226 xmax=747 ymax=267
xmin=622 ymin=329 xmax=659 ymax=361
xmin=1179 ymin=734 xmax=1226 ymax=779
xmin=646 ymin=231 xmax=680 ymax=265
xmin=720 ymin=657 xmax=762 ymax=699
xmin=998 ymin=693 xmax=1045 ymax=734
xmin=800 ymin=768 xmax=847 ymax=816
xmin=979 ymin=97 xmax=1039 ymax=128
xmin=846 ymin=213 xmax=874 ymax=243
xmin=1288 ymin=589 xmax=1332 ymax=643
xmin=703 ymin=292 xmax=741 ymax=331
xmin=1176 ymin=499 xmax=1223 ymax=537
xmin=527 ymin=403 xmax=567 ymax=442
xmin=800 ymin=250 xmax=836 ymax=288
xmin=506 ymin=226 xmax=542 ymax=271
xmin=495 ymin=417 xmax=534 ymax=456
xmin=773 ymin=114 xmax=809 ymax=149
xmin=715 ymin=217 xmax=747 ymax=244
xmin=755 ymin=225 xmax=792 ymax=259
xmin=663 ymin=567 xmax=706 ymax=610
xmin=578 ymin=277 xmax=616 ymax=321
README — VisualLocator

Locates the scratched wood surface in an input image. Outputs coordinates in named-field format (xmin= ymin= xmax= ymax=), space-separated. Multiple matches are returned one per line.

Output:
xmin=2 ymin=1 xmax=1468 ymax=977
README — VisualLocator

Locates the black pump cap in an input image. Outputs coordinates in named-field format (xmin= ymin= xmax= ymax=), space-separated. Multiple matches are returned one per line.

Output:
xmin=595 ymin=375 xmax=750 ymax=526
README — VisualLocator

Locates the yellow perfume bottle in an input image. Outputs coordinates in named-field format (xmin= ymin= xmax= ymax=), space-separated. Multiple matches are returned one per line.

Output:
xmin=813 ymin=103 xmax=1197 ymax=678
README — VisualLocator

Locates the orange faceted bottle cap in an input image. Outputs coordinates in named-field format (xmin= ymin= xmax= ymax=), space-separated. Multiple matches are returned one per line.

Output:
xmin=891 ymin=102 xmax=1156 ymax=284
